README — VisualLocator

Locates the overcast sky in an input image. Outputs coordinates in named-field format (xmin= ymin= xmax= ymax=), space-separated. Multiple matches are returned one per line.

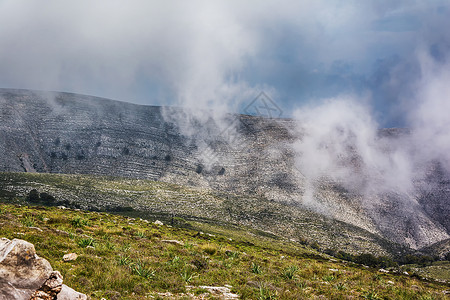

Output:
xmin=0 ymin=0 xmax=449 ymax=127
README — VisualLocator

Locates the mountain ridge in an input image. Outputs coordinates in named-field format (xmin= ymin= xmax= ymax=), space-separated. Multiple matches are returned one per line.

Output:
xmin=0 ymin=88 xmax=449 ymax=254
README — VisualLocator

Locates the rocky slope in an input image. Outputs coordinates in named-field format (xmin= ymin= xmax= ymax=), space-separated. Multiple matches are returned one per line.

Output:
xmin=0 ymin=88 xmax=449 ymax=252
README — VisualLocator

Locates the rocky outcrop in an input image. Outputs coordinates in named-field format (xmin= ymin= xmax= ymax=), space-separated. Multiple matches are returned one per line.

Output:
xmin=0 ymin=238 xmax=87 ymax=300
xmin=30 ymin=271 xmax=63 ymax=300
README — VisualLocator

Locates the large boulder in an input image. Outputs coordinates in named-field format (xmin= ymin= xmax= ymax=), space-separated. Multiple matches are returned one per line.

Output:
xmin=0 ymin=238 xmax=52 ymax=300
xmin=0 ymin=238 xmax=87 ymax=300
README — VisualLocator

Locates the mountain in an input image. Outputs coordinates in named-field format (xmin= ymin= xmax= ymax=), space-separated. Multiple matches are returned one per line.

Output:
xmin=0 ymin=88 xmax=449 ymax=255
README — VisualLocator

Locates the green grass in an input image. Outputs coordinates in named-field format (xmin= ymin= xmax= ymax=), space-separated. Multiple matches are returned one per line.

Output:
xmin=0 ymin=202 xmax=449 ymax=299
xmin=281 ymin=265 xmax=299 ymax=280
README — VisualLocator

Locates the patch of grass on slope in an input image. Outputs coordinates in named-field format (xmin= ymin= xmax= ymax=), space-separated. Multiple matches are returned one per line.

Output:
xmin=0 ymin=172 xmax=406 ymax=257
xmin=0 ymin=203 xmax=449 ymax=299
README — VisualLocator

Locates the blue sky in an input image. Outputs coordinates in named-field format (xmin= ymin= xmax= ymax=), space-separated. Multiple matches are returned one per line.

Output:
xmin=0 ymin=0 xmax=449 ymax=127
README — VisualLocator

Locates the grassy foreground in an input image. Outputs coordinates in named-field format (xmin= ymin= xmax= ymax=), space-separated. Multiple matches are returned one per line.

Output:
xmin=0 ymin=203 xmax=448 ymax=299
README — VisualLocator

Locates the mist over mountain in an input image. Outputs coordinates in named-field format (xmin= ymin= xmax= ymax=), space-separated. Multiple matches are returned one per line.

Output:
xmin=1 ymin=88 xmax=449 ymax=254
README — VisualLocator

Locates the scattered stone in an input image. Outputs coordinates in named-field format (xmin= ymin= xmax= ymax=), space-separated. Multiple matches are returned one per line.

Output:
xmin=378 ymin=268 xmax=389 ymax=273
xmin=153 ymin=220 xmax=163 ymax=226
xmin=387 ymin=280 xmax=395 ymax=285
xmin=403 ymin=271 xmax=409 ymax=275
xmin=57 ymin=206 xmax=67 ymax=210
xmin=161 ymin=239 xmax=184 ymax=245
xmin=329 ymin=268 xmax=338 ymax=272
xmin=63 ymin=253 xmax=78 ymax=262
xmin=54 ymin=229 xmax=69 ymax=236
xmin=29 ymin=226 xmax=43 ymax=232
xmin=57 ymin=284 xmax=88 ymax=300
xmin=198 ymin=286 xmax=239 ymax=299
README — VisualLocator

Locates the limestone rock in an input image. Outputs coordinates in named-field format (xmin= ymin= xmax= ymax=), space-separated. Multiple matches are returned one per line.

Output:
xmin=57 ymin=284 xmax=88 ymax=300
xmin=63 ymin=253 xmax=78 ymax=262
xmin=198 ymin=286 xmax=239 ymax=299
xmin=0 ymin=238 xmax=87 ymax=300
xmin=0 ymin=238 xmax=52 ymax=300
xmin=30 ymin=271 xmax=63 ymax=299
xmin=161 ymin=239 xmax=183 ymax=245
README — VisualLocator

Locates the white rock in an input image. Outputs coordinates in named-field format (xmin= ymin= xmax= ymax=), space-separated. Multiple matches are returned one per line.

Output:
xmin=0 ymin=238 xmax=52 ymax=300
xmin=161 ymin=239 xmax=184 ymax=245
xmin=63 ymin=253 xmax=78 ymax=262
xmin=57 ymin=284 xmax=88 ymax=300
xmin=198 ymin=286 xmax=239 ymax=299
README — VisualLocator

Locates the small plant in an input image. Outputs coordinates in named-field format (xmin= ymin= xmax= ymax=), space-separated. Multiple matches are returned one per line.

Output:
xmin=180 ymin=267 xmax=198 ymax=283
xmin=251 ymin=262 xmax=263 ymax=274
xmin=121 ymin=242 xmax=131 ymax=252
xmin=191 ymin=257 xmax=208 ymax=270
xmin=281 ymin=265 xmax=298 ymax=280
xmin=225 ymin=250 xmax=239 ymax=259
xmin=201 ymin=244 xmax=217 ymax=255
xmin=77 ymin=237 xmax=95 ymax=248
xmin=334 ymin=282 xmax=347 ymax=290
xmin=21 ymin=215 xmax=36 ymax=227
xmin=105 ymin=241 xmax=116 ymax=250
xmin=184 ymin=242 xmax=194 ymax=249
xmin=419 ymin=293 xmax=435 ymax=300
xmin=131 ymin=259 xmax=155 ymax=279
xmin=221 ymin=259 xmax=232 ymax=269
xmin=322 ymin=274 xmax=336 ymax=282
xmin=257 ymin=283 xmax=277 ymax=300
xmin=297 ymin=281 xmax=307 ymax=289
xmin=170 ymin=255 xmax=181 ymax=265
xmin=363 ymin=290 xmax=381 ymax=300
xmin=135 ymin=231 xmax=146 ymax=238
xmin=71 ymin=217 xmax=88 ymax=228
xmin=168 ymin=255 xmax=184 ymax=268
xmin=118 ymin=255 xmax=131 ymax=266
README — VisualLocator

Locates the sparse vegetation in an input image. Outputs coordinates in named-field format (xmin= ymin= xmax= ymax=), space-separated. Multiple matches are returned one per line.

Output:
xmin=0 ymin=172 xmax=449 ymax=299
xmin=251 ymin=262 xmax=263 ymax=274
xmin=281 ymin=265 xmax=298 ymax=280
xmin=77 ymin=237 xmax=95 ymax=248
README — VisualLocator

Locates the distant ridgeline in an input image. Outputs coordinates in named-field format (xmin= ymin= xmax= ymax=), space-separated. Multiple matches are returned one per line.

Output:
xmin=0 ymin=88 xmax=449 ymax=254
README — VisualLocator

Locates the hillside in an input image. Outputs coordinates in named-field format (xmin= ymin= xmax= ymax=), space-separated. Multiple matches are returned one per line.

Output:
xmin=0 ymin=172 xmax=405 ymax=257
xmin=0 ymin=202 xmax=449 ymax=299
xmin=0 ymin=88 xmax=449 ymax=253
